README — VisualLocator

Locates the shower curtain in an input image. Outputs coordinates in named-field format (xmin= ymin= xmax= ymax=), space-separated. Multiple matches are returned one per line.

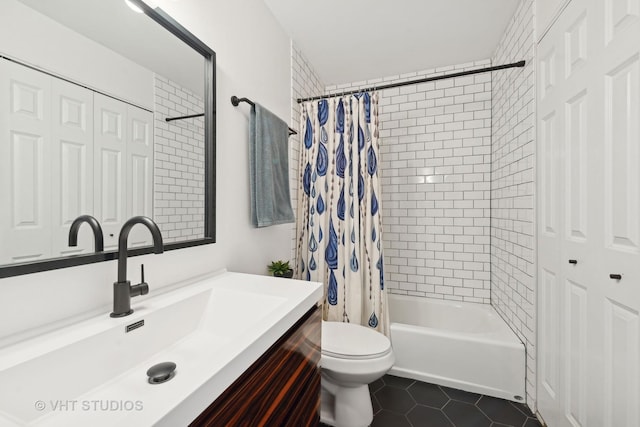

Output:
xmin=295 ymin=92 xmax=388 ymax=336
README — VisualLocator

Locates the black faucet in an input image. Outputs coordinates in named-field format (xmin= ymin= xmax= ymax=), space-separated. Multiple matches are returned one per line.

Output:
xmin=111 ymin=216 xmax=164 ymax=318
xmin=68 ymin=215 xmax=104 ymax=252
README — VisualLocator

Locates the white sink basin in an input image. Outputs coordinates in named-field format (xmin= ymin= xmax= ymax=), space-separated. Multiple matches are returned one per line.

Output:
xmin=0 ymin=270 xmax=322 ymax=426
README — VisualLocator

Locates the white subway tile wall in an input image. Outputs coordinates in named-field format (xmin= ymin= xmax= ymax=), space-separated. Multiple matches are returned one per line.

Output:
xmin=491 ymin=0 xmax=536 ymax=410
xmin=153 ymin=75 xmax=205 ymax=243
xmin=290 ymin=42 xmax=325 ymax=261
xmin=326 ymin=60 xmax=493 ymax=303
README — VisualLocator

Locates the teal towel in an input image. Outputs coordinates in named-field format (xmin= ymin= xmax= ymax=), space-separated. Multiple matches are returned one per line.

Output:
xmin=249 ymin=103 xmax=295 ymax=227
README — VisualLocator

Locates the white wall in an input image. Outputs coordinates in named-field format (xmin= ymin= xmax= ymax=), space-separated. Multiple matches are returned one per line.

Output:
xmin=536 ymin=0 xmax=570 ymax=41
xmin=490 ymin=0 xmax=537 ymax=410
xmin=0 ymin=0 xmax=154 ymax=109
xmin=324 ymin=61 xmax=493 ymax=303
xmin=0 ymin=0 xmax=293 ymax=344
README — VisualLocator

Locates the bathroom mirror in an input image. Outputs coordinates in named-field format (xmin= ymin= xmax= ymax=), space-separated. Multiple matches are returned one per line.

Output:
xmin=0 ymin=0 xmax=216 ymax=278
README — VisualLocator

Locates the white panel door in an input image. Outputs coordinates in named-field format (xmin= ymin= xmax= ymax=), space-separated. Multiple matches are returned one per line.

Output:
xmin=561 ymin=5 xmax=600 ymax=426
xmin=50 ymin=78 xmax=94 ymax=257
xmin=538 ymin=0 xmax=640 ymax=425
xmin=537 ymin=31 xmax=566 ymax=426
xmin=125 ymin=105 xmax=153 ymax=248
xmin=0 ymin=59 xmax=52 ymax=264
xmin=598 ymin=0 xmax=640 ymax=424
xmin=93 ymin=93 xmax=127 ymax=251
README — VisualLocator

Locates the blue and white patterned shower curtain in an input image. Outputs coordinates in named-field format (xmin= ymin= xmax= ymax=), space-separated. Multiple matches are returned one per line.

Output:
xmin=295 ymin=92 xmax=388 ymax=335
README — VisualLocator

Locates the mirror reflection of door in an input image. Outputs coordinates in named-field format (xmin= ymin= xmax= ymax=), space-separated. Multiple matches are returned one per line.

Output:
xmin=0 ymin=0 xmax=206 ymax=266
xmin=52 ymin=78 xmax=95 ymax=258
xmin=93 ymin=92 xmax=153 ymax=252
xmin=0 ymin=60 xmax=155 ymax=262
xmin=0 ymin=61 xmax=53 ymax=264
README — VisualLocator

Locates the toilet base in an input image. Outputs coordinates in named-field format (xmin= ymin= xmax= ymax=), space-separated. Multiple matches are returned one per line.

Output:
xmin=320 ymin=377 xmax=373 ymax=427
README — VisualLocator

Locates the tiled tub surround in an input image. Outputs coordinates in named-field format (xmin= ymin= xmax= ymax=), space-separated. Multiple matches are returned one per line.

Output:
xmin=387 ymin=294 xmax=525 ymax=402
xmin=490 ymin=0 xmax=536 ymax=410
xmin=318 ymin=59 xmax=533 ymax=414
xmin=326 ymin=60 xmax=493 ymax=303
xmin=320 ymin=28 xmax=538 ymax=411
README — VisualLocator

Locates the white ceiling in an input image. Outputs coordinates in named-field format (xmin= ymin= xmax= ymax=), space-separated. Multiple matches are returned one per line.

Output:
xmin=264 ymin=0 xmax=521 ymax=85
xmin=17 ymin=0 xmax=204 ymax=96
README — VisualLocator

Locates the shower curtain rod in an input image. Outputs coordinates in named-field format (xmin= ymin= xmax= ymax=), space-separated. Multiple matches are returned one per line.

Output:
xmin=296 ymin=60 xmax=526 ymax=103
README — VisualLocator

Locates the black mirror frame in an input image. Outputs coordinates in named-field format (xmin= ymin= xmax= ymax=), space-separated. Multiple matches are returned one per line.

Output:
xmin=0 ymin=1 xmax=216 ymax=279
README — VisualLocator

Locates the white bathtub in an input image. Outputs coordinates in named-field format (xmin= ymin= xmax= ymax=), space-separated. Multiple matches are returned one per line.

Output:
xmin=387 ymin=294 xmax=526 ymax=402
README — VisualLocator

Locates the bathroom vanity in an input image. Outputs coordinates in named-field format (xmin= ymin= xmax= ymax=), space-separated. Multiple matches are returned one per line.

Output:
xmin=191 ymin=304 xmax=321 ymax=426
xmin=0 ymin=271 xmax=323 ymax=426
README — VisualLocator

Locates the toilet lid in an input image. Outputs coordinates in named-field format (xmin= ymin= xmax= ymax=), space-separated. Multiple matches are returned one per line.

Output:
xmin=322 ymin=321 xmax=391 ymax=359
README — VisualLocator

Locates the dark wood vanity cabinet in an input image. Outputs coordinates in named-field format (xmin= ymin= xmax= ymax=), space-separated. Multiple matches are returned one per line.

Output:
xmin=190 ymin=305 xmax=321 ymax=427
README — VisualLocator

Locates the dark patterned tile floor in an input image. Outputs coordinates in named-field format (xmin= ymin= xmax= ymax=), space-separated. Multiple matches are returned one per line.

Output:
xmin=321 ymin=375 xmax=542 ymax=427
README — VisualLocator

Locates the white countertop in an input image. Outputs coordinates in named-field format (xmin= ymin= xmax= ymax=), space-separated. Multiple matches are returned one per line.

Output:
xmin=0 ymin=270 xmax=323 ymax=426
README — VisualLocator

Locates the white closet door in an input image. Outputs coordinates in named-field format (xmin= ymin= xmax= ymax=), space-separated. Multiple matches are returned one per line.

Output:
xmin=51 ymin=78 xmax=94 ymax=257
xmin=0 ymin=59 xmax=52 ymax=264
xmin=538 ymin=0 xmax=640 ymax=425
xmin=94 ymin=93 xmax=127 ymax=251
xmin=125 ymin=105 xmax=153 ymax=248
xmin=537 ymin=25 xmax=565 ymax=425
xmin=596 ymin=0 xmax=640 ymax=425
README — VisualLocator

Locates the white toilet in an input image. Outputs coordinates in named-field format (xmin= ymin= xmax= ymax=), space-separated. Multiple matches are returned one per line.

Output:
xmin=320 ymin=321 xmax=394 ymax=427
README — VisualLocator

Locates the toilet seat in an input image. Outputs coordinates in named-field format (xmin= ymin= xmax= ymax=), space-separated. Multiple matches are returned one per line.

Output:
xmin=322 ymin=321 xmax=391 ymax=360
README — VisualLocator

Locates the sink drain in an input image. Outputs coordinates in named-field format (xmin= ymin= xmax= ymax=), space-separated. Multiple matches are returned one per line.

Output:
xmin=147 ymin=362 xmax=176 ymax=384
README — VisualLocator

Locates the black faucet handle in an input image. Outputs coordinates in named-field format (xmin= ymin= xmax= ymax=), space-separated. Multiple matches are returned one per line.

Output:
xmin=131 ymin=282 xmax=149 ymax=297
xmin=131 ymin=264 xmax=149 ymax=297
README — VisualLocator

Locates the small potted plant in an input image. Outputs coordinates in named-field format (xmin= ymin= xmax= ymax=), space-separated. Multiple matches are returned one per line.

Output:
xmin=267 ymin=260 xmax=294 ymax=278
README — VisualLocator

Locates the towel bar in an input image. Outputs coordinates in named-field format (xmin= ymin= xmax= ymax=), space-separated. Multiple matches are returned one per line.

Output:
xmin=231 ymin=96 xmax=297 ymax=136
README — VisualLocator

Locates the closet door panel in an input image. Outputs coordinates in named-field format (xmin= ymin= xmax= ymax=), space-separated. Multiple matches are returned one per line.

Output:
xmin=603 ymin=56 xmax=639 ymax=252
xmin=564 ymin=279 xmax=588 ymax=427
xmin=540 ymin=111 xmax=560 ymax=238
xmin=539 ymin=268 xmax=561 ymax=404
xmin=599 ymin=3 xmax=640 ymax=425
xmin=603 ymin=0 xmax=640 ymax=45
xmin=537 ymin=20 xmax=568 ymax=423
xmin=537 ymin=1 xmax=596 ymax=425
xmin=561 ymin=6 xmax=602 ymax=424
xmin=602 ymin=298 xmax=639 ymax=427
xmin=564 ymin=11 xmax=588 ymax=79
xmin=564 ymin=90 xmax=588 ymax=243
